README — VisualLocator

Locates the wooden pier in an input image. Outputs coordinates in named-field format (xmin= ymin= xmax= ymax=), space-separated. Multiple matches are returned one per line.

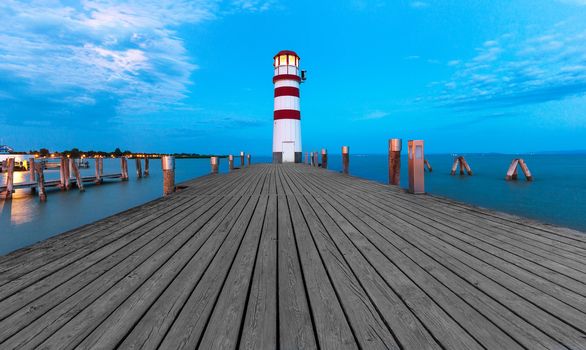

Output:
xmin=0 ymin=164 xmax=585 ymax=349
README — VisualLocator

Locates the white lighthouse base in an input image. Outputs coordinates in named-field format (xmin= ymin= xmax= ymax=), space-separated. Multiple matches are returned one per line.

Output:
xmin=272 ymin=119 xmax=302 ymax=163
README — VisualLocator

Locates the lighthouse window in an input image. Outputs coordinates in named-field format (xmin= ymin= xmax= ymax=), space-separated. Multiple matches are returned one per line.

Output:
xmin=288 ymin=55 xmax=296 ymax=66
xmin=279 ymin=55 xmax=287 ymax=65
xmin=295 ymin=57 xmax=299 ymax=67
xmin=274 ymin=57 xmax=278 ymax=66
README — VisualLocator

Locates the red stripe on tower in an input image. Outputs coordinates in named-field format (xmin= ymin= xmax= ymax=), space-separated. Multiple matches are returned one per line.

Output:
xmin=273 ymin=109 xmax=300 ymax=120
xmin=274 ymin=87 xmax=300 ymax=97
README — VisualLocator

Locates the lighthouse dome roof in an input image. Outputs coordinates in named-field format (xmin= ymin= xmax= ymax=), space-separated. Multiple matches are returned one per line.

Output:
xmin=274 ymin=50 xmax=299 ymax=58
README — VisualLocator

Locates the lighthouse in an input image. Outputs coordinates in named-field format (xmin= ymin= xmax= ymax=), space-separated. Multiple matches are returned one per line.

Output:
xmin=273 ymin=50 xmax=305 ymax=163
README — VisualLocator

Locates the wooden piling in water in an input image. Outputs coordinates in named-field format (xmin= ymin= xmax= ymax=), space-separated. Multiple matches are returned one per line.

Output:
xmin=60 ymin=158 xmax=71 ymax=190
xmin=121 ymin=157 xmax=129 ymax=181
xmin=210 ymin=156 xmax=219 ymax=174
xmin=94 ymin=158 xmax=102 ymax=184
xmin=451 ymin=156 xmax=472 ymax=176
xmin=4 ymin=158 xmax=14 ymax=199
xmin=342 ymin=146 xmax=349 ymax=174
xmin=247 ymin=154 xmax=251 ymax=167
xmin=162 ymin=155 xmax=175 ymax=196
xmin=70 ymin=158 xmax=84 ymax=192
xmin=388 ymin=139 xmax=401 ymax=185
xmin=34 ymin=162 xmax=47 ymax=201
xmin=228 ymin=155 xmax=234 ymax=171
xmin=424 ymin=159 xmax=433 ymax=172
xmin=136 ymin=158 xmax=142 ymax=178
xmin=29 ymin=158 xmax=36 ymax=194
xmin=144 ymin=158 xmax=150 ymax=176
xmin=240 ymin=151 xmax=245 ymax=167
xmin=506 ymin=158 xmax=533 ymax=181
xmin=321 ymin=149 xmax=328 ymax=169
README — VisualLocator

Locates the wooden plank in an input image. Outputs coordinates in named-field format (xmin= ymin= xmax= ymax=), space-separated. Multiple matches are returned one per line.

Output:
xmin=239 ymin=195 xmax=278 ymax=349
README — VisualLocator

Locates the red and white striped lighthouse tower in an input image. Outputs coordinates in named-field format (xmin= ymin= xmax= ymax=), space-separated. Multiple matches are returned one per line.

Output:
xmin=273 ymin=50 xmax=305 ymax=163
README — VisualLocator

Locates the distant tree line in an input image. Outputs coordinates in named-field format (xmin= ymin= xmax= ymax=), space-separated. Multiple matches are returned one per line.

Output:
xmin=24 ymin=148 xmax=224 ymax=159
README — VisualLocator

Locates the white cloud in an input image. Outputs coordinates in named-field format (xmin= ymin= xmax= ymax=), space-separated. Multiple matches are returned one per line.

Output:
xmin=434 ymin=22 xmax=586 ymax=110
xmin=359 ymin=110 xmax=390 ymax=120
xmin=0 ymin=0 xmax=264 ymax=117
xmin=410 ymin=1 xmax=429 ymax=9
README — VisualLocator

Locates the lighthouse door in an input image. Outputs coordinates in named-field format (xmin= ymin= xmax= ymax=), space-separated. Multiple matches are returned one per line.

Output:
xmin=282 ymin=142 xmax=295 ymax=163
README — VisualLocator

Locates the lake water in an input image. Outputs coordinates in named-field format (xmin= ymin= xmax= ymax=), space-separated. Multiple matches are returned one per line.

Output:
xmin=1 ymin=154 xmax=585 ymax=255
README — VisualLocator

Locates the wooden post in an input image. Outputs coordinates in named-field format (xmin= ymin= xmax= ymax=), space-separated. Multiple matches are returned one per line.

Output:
xmin=247 ymin=154 xmax=251 ymax=167
xmin=321 ymin=149 xmax=328 ymax=169
xmin=424 ymin=159 xmax=433 ymax=172
xmin=99 ymin=158 xmax=104 ymax=176
xmin=309 ymin=152 xmax=313 ymax=166
xmin=34 ymin=163 xmax=47 ymax=201
xmin=461 ymin=157 xmax=473 ymax=175
xmin=518 ymin=159 xmax=533 ymax=181
xmin=388 ymin=139 xmax=401 ymax=185
xmin=228 ymin=155 xmax=234 ymax=171
xmin=135 ymin=158 xmax=142 ymax=178
xmin=451 ymin=156 xmax=472 ymax=176
xmin=505 ymin=159 xmax=520 ymax=180
xmin=342 ymin=146 xmax=349 ymax=174
xmin=4 ymin=158 xmax=14 ymax=199
xmin=408 ymin=140 xmax=425 ymax=194
xmin=313 ymin=152 xmax=318 ymax=167
xmin=305 ymin=152 xmax=309 ymax=165
xmin=59 ymin=158 xmax=66 ymax=189
xmin=144 ymin=158 xmax=149 ymax=176
xmin=162 ymin=155 xmax=175 ymax=196
xmin=210 ymin=156 xmax=219 ymax=174
xmin=240 ymin=151 xmax=245 ymax=167
xmin=94 ymin=158 xmax=102 ymax=184
xmin=70 ymin=158 xmax=84 ymax=192
xmin=121 ymin=157 xmax=128 ymax=181
xmin=62 ymin=158 xmax=71 ymax=189
xmin=29 ymin=158 xmax=36 ymax=181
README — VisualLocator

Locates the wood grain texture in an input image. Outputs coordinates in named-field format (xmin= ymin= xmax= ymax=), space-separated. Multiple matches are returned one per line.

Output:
xmin=1 ymin=164 xmax=584 ymax=350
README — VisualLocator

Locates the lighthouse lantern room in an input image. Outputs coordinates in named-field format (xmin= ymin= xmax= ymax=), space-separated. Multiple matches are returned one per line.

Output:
xmin=272 ymin=50 xmax=305 ymax=163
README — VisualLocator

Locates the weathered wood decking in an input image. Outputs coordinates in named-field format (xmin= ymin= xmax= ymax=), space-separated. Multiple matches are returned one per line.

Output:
xmin=0 ymin=164 xmax=585 ymax=349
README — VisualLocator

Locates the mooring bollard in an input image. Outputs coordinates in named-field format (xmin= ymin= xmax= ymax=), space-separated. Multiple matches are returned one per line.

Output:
xmin=162 ymin=155 xmax=175 ymax=196
xmin=136 ymin=158 xmax=142 ymax=178
xmin=121 ymin=157 xmax=129 ymax=181
xmin=321 ymin=149 xmax=328 ymax=169
xmin=34 ymin=163 xmax=47 ymax=201
xmin=144 ymin=158 xmax=150 ymax=176
xmin=210 ymin=156 xmax=219 ymax=174
xmin=228 ymin=155 xmax=234 ymax=171
xmin=240 ymin=151 xmax=245 ymax=167
xmin=342 ymin=146 xmax=350 ymax=174
xmin=247 ymin=154 xmax=251 ymax=167
xmin=388 ymin=139 xmax=401 ymax=185
xmin=408 ymin=140 xmax=425 ymax=194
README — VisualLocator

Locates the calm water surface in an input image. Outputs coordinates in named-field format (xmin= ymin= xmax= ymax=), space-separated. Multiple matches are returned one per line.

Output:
xmin=1 ymin=154 xmax=585 ymax=255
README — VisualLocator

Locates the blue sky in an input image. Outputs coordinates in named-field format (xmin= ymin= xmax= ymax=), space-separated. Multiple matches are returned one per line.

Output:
xmin=1 ymin=0 xmax=586 ymax=154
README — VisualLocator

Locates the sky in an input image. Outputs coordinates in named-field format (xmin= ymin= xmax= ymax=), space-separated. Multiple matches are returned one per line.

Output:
xmin=1 ymin=0 xmax=586 ymax=155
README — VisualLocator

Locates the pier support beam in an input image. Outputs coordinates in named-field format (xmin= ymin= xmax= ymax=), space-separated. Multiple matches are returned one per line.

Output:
xmin=162 ymin=156 xmax=175 ymax=196
xmin=29 ymin=158 xmax=36 ymax=194
xmin=94 ymin=158 xmax=102 ymax=184
xmin=34 ymin=163 xmax=47 ymax=201
xmin=70 ymin=158 xmax=84 ymax=192
xmin=240 ymin=151 xmax=245 ymax=168
xmin=121 ymin=157 xmax=129 ymax=181
xmin=321 ymin=149 xmax=328 ymax=169
xmin=506 ymin=158 xmax=533 ymax=181
xmin=60 ymin=158 xmax=71 ymax=190
xmin=136 ymin=158 xmax=142 ymax=178
xmin=342 ymin=146 xmax=350 ymax=174
xmin=144 ymin=158 xmax=150 ymax=176
xmin=4 ymin=158 xmax=14 ymax=199
xmin=210 ymin=156 xmax=219 ymax=174
xmin=388 ymin=138 xmax=401 ymax=186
